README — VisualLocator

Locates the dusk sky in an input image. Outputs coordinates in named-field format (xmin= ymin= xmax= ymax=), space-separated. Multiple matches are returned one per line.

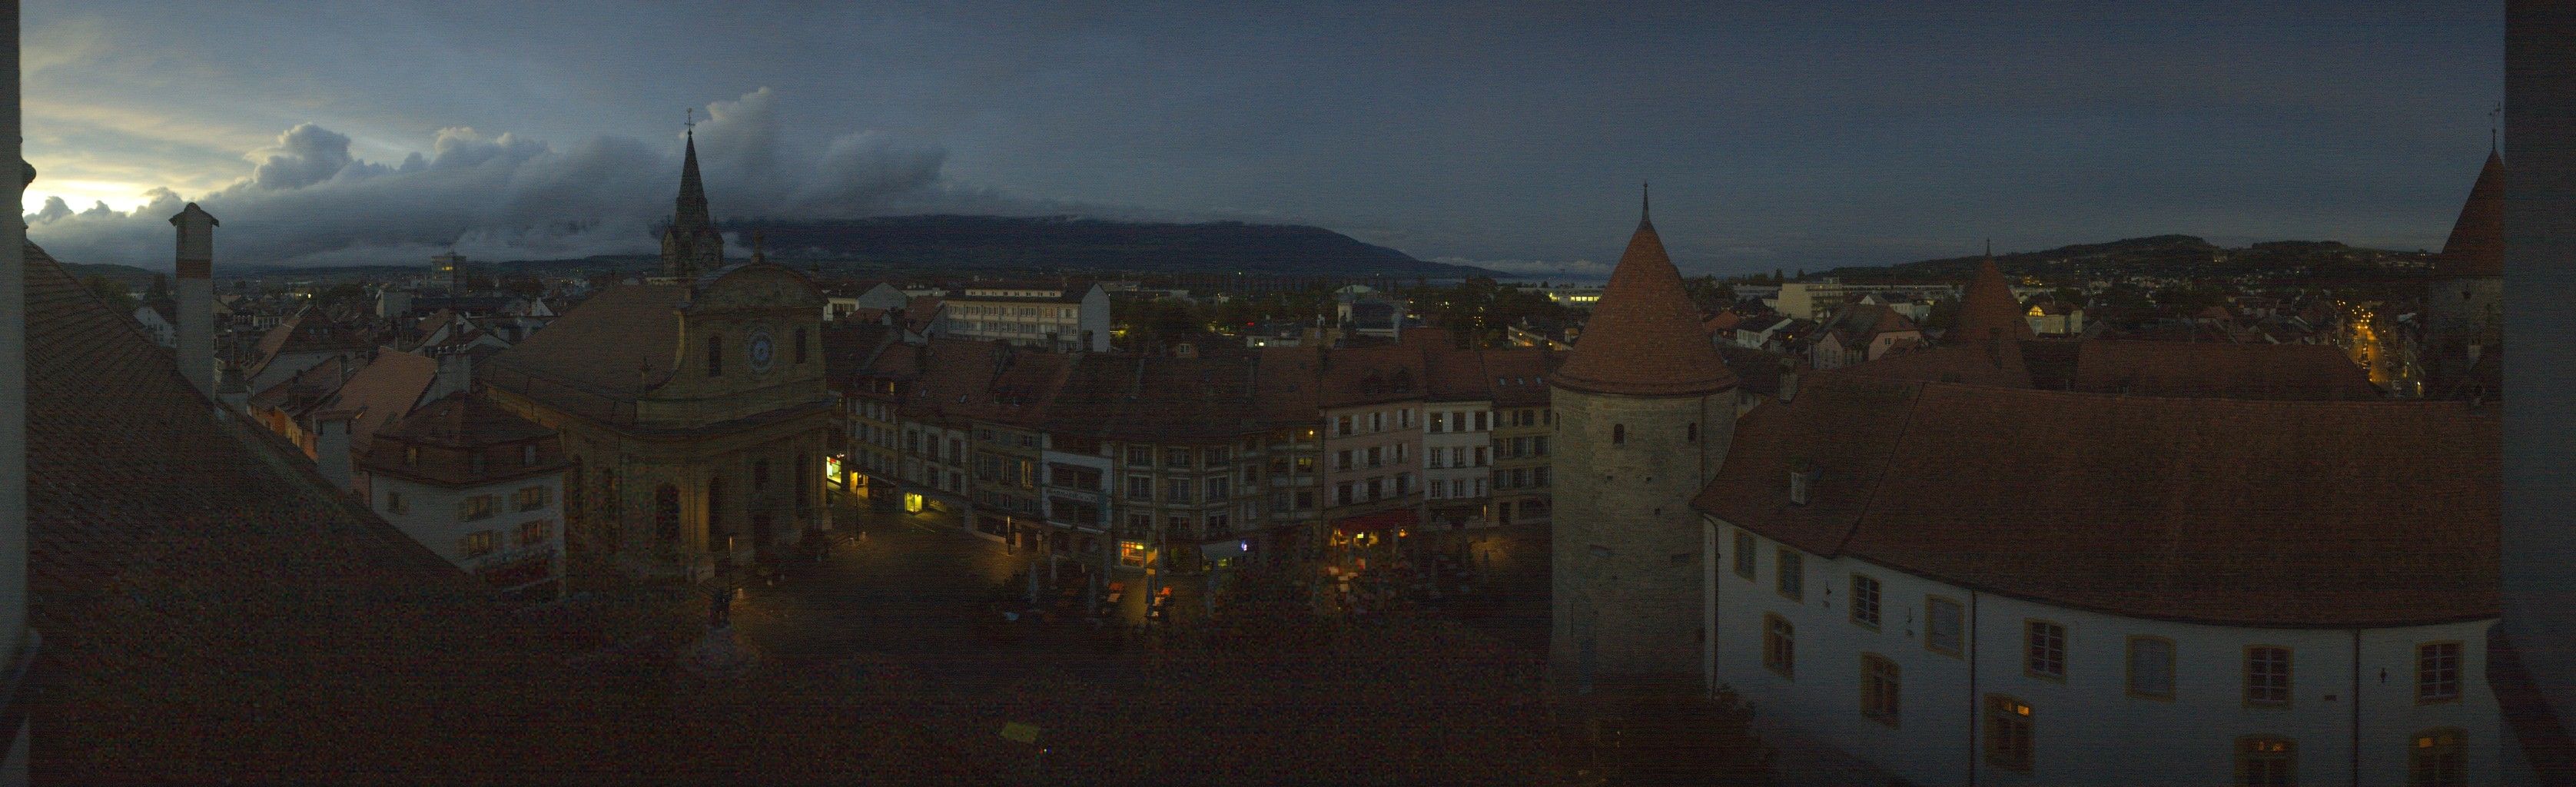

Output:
xmin=18 ymin=2 xmax=2501 ymax=277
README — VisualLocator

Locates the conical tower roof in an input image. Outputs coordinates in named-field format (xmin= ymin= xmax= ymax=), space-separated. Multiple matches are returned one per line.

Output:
xmin=1955 ymin=256 xmax=2036 ymax=343
xmin=1554 ymin=195 xmax=1736 ymax=397
xmin=2433 ymin=150 xmax=2503 ymax=278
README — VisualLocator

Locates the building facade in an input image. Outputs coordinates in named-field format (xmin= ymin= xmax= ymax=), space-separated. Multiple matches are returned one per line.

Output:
xmin=937 ymin=282 xmax=1111 ymax=353
xmin=358 ymin=395 xmax=569 ymax=603
xmin=482 ymin=147 xmax=832 ymax=581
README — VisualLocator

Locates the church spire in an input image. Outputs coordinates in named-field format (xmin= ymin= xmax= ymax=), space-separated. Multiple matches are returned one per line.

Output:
xmin=660 ymin=115 xmax=725 ymax=280
xmin=675 ymin=127 xmax=712 ymax=233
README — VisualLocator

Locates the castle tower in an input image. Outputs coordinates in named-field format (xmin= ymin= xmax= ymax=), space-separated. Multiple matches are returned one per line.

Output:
xmin=2425 ymin=149 xmax=2503 ymax=392
xmin=1955 ymin=254 xmax=2035 ymax=343
xmin=1550 ymin=189 xmax=1738 ymax=692
xmin=660 ymin=128 xmax=725 ymax=280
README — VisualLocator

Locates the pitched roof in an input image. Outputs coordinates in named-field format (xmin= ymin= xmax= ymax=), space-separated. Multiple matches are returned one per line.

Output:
xmin=2070 ymin=340 xmax=2379 ymax=400
xmin=1954 ymin=258 xmax=2037 ymax=342
xmin=2435 ymin=150 xmax=2505 ymax=277
xmin=1840 ymin=340 xmax=2379 ymax=401
xmin=481 ymin=282 xmax=687 ymax=408
xmin=1479 ymin=347 xmax=1559 ymax=407
xmin=21 ymin=242 xmax=546 ymax=780
xmin=358 ymin=394 xmax=566 ymax=486
xmin=321 ymin=349 xmax=440 ymax=456
xmin=1553 ymin=211 xmax=1735 ymax=397
xmin=1047 ymin=354 xmax=1267 ymax=443
xmin=1695 ymin=374 xmax=2498 ymax=627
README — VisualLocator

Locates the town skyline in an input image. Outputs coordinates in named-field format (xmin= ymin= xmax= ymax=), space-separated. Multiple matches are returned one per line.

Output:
xmin=17 ymin=2 xmax=2502 ymax=277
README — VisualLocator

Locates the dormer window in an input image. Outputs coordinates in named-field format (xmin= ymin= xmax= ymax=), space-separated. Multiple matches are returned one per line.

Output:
xmin=522 ymin=444 xmax=538 ymax=466
xmin=405 ymin=446 xmax=420 ymax=467
xmin=470 ymin=451 xmax=487 ymax=475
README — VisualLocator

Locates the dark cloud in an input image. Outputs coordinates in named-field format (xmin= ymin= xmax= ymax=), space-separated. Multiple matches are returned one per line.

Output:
xmin=23 ymin=88 xmax=972 ymax=268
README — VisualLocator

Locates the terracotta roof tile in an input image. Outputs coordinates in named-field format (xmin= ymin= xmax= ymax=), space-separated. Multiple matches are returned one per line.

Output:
xmin=1554 ymin=216 xmax=1735 ymax=397
xmin=1695 ymin=374 xmax=2496 ymax=627
xmin=1955 ymin=258 xmax=2037 ymax=342
xmin=324 ymin=349 xmax=437 ymax=456
xmin=2435 ymin=150 xmax=2505 ymax=277
xmin=22 ymin=242 xmax=545 ymax=781
xmin=483 ymin=283 xmax=687 ymax=405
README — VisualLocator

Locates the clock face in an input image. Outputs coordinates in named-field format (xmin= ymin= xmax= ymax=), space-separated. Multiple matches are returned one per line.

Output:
xmin=747 ymin=329 xmax=775 ymax=372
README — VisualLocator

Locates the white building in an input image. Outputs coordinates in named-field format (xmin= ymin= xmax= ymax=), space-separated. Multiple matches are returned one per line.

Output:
xmin=937 ymin=281 xmax=1111 ymax=353
xmin=825 ymin=281 xmax=908 ymax=322
xmin=1694 ymin=374 xmax=2501 ymax=786
xmin=356 ymin=394 xmax=569 ymax=603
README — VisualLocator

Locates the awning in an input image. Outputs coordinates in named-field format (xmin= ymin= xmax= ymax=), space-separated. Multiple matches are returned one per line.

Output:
xmin=1332 ymin=509 xmax=1419 ymax=535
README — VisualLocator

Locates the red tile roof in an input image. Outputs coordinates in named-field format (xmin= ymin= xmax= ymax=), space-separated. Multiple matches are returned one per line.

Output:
xmin=360 ymin=394 xmax=567 ymax=487
xmin=2435 ymin=150 xmax=2505 ymax=277
xmin=1842 ymin=340 xmax=2378 ymax=401
xmin=1554 ymin=216 xmax=1735 ymax=397
xmin=1955 ymin=258 xmax=2036 ymax=342
xmin=482 ymin=283 xmax=687 ymax=408
xmin=324 ymin=349 xmax=437 ymax=457
xmin=1695 ymin=374 xmax=2497 ymax=627
xmin=22 ymin=242 xmax=546 ymax=781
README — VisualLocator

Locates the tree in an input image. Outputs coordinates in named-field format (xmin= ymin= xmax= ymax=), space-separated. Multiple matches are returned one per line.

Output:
xmin=84 ymin=275 xmax=137 ymax=314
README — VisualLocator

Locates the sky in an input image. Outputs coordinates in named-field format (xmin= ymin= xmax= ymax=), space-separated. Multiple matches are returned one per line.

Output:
xmin=18 ymin=2 xmax=2503 ymax=277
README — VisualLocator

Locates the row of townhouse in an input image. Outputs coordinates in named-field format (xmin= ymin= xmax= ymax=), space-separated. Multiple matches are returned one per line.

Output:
xmin=822 ymin=325 xmax=1568 ymax=581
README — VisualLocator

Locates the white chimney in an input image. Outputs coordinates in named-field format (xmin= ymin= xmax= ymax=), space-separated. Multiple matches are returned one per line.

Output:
xmin=314 ymin=410 xmax=355 ymax=490
xmin=170 ymin=203 xmax=219 ymax=398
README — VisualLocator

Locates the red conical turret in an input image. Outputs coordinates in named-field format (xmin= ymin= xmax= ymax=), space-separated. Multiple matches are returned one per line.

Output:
xmin=1554 ymin=190 xmax=1736 ymax=397
xmin=1955 ymin=255 xmax=2036 ymax=343
xmin=2433 ymin=150 xmax=2503 ymax=278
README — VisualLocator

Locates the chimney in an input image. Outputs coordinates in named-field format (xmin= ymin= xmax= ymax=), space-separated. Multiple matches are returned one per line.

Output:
xmin=1777 ymin=357 xmax=1800 ymax=403
xmin=314 ymin=410 xmax=356 ymax=490
xmin=1788 ymin=459 xmax=1814 ymax=506
xmin=170 ymin=203 xmax=219 ymax=397
xmin=423 ymin=350 xmax=473 ymax=403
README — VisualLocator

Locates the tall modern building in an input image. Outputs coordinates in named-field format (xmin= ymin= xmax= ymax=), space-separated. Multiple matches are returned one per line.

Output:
xmin=1549 ymin=194 xmax=1738 ymax=692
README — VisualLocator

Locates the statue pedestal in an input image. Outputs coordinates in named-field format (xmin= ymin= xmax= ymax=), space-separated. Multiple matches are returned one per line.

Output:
xmin=681 ymin=625 xmax=756 ymax=679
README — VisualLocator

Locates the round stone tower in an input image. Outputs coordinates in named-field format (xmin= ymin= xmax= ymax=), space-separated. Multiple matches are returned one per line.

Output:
xmin=2425 ymin=149 xmax=2503 ymax=394
xmin=1549 ymin=193 xmax=1738 ymax=694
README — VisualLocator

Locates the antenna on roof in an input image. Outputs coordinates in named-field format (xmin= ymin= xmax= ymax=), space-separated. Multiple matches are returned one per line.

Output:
xmin=1641 ymin=181 xmax=1650 ymax=223
xmin=1984 ymin=237 xmax=1992 ymax=258
xmin=2491 ymin=102 xmax=2502 ymax=153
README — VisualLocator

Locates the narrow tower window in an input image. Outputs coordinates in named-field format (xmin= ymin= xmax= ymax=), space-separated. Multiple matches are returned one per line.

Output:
xmin=1612 ymin=424 xmax=1625 ymax=445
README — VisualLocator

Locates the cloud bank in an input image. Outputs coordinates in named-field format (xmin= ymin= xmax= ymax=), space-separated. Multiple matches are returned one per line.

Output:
xmin=24 ymin=88 xmax=955 ymax=269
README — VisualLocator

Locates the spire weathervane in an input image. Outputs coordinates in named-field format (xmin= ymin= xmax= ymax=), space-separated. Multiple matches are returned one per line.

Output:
xmin=686 ymin=107 xmax=696 ymax=134
xmin=1642 ymin=181 xmax=1650 ymax=222
xmin=2490 ymin=103 xmax=2501 ymax=152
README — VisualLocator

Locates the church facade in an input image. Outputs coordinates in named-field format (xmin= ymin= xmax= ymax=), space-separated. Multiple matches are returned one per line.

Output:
xmin=483 ymin=131 xmax=832 ymax=581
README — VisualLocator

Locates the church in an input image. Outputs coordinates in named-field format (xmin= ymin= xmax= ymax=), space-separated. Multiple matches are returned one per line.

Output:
xmin=482 ymin=129 xmax=833 ymax=581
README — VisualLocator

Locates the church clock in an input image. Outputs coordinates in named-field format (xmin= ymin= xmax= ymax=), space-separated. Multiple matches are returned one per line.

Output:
xmin=747 ymin=327 xmax=775 ymax=373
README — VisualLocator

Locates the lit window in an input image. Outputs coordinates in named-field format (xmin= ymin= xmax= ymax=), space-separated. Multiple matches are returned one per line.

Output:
xmin=1775 ymin=548 xmax=1803 ymax=600
xmin=2418 ymin=642 xmax=2461 ymax=703
xmin=2408 ymin=728 xmax=2465 ymax=787
xmin=1763 ymin=614 xmax=1795 ymax=679
xmin=461 ymin=495 xmax=496 ymax=521
xmin=462 ymin=530 xmax=498 ymax=558
xmin=1984 ymin=696 xmax=2032 ymax=772
xmin=513 ymin=485 xmax=550 ymax=511
xmin=2246 ymin=646 xmax=2292 ymax=707
xmin=2127 ymin=636 xmax=2176 ymax=699
xmin=2236 ymin=736 xmax=2295 ymax=787
xmin=1851 ymin=574 xmax=1881 ymax=629
xmin=517 ymin=519 xmax=551 ymax=547
xmin=2026 ymin=620 xmax=2066 ymax=679
xmin=1732 ymin=532 xmax=1756 ymax=579
xmin=1861 ymin=654 xmax=1900 ymax=727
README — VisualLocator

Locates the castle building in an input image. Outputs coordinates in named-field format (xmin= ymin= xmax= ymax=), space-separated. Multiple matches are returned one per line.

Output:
xmin=1549 ymin=194 xmax=1739 ymax=692
xmin=1699 ymin=374 xmax=2498 ymax=786
xmin=482 ymin=135 xmax=831 ymax=581
xmin=1954 ymin=256 xmax=2037 ymax=344
xmin=2423 ymin=149 xmax=2504 ymax=396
